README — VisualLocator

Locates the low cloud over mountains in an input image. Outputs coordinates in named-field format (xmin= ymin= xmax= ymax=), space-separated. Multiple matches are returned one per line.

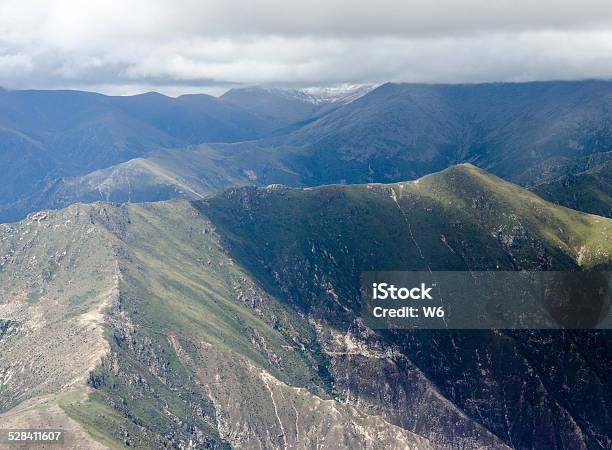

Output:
xmin=1 ymin=0 xmax=612 ymax=95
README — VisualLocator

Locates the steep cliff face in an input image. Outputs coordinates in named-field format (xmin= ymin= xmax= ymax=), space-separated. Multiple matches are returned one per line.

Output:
xmin=1 ymin=166 xmax=610 ymax=449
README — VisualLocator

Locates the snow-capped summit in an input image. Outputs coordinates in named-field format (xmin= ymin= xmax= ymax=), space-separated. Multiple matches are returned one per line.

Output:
xmin=224 ymin=84 xmax=376 ymax=106
xmin=293 ymin=84 xmax=377 ymax=104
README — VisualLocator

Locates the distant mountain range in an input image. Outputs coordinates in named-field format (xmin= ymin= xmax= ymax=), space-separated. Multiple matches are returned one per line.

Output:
xmin=2 ymin=80 xmax=610 ymax=222
xmin=215 ymin=81 xmax=612 ymax=190
xmin=2 ymin=165 xmax=610 ymax=448
xmin=0 ymin=85 xmax=372 ymax=221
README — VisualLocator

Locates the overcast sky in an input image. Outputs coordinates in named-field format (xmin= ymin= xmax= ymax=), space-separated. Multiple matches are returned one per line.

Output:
xmin=1 ymin=0 xmax=612 ymax=96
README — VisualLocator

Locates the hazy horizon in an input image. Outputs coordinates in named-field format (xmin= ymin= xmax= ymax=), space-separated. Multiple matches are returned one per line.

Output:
xmin=3 ymin=77 xmax=612 ymax=98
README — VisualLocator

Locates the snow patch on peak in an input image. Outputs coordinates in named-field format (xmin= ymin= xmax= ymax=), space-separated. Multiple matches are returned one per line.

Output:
xmin=300 ymin=84 xmax=378 ymax=104
xmin=236 ymin=84 xmax=377 ymax=106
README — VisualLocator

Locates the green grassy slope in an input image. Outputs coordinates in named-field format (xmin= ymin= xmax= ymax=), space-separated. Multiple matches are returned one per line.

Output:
xmin=200 ymin=164 xmax=611 ymax=288
xmin=59 ymin=201 xmax=431 ymax=449
xmin=1 ymin=165 xmax=610 ymax=449
xmin=68 ymin=201 xmax=335 ymax=448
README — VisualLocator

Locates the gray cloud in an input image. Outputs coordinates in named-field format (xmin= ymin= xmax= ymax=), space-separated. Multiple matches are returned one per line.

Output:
xmin=1 ymin=0 xmax=611 ymax=95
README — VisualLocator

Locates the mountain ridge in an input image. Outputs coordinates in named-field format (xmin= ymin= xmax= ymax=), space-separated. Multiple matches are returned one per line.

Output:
xmin=2 ymin=165 xmax=609 ymax=448
xmin=4 ymin=80 xmax=611 ymax=223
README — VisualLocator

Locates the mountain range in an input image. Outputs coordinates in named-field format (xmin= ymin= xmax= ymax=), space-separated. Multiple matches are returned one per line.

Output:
xmin=1 ymin=80 xmax=611 ymax=223
xmin=0 ymin=85 xmax=365 ymax=222
xmin=1 ymin=165 xmax=610 ymax=449
xmin=0 ymin=80 xmax=611 ymax=449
